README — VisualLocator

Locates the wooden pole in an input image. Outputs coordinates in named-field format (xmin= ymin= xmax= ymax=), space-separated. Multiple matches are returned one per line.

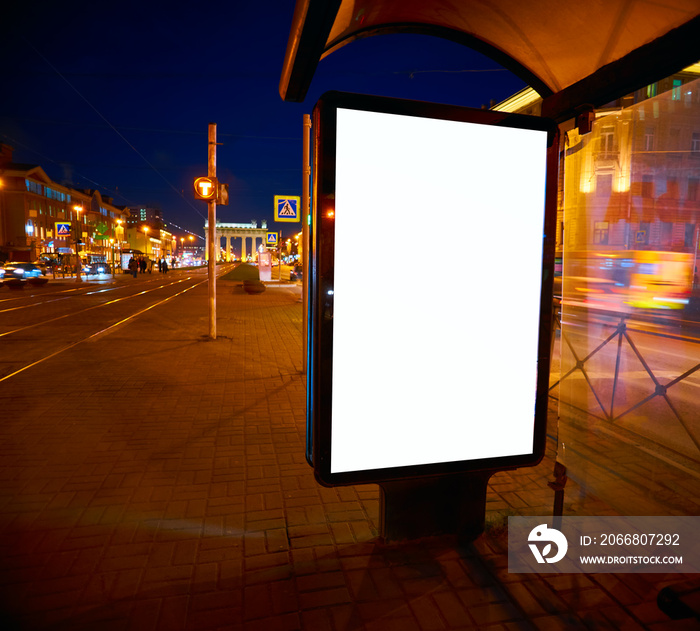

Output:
xmin=208 ymin=123 xmax=217 ymax=340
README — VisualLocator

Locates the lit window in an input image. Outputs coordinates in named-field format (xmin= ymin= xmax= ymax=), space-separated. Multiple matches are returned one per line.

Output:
xmin=672 ymin=79 xmax=682 ymax=101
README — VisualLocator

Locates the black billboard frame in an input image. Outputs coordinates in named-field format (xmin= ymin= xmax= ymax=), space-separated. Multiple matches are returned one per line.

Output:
xmin=307 ymin=90 xmax=560 ymax=492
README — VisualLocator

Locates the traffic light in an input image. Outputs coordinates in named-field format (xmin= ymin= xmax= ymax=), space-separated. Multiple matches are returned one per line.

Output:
xmin=194 ymin=176 xmax=218 ymax=200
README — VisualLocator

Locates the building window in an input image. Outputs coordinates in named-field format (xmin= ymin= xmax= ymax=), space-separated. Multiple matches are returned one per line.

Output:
xmin=25 ymin=180 xmax=42 ymax=195
xmin=672 ymin=79 xmax=682 ymax=101
xmin=689 ymin=178 xmax=699 ymax=201
xmin=685 ymin=224 xmax=696 ymax=247
xmin=44 ymin=187 xmax=66 ymax=202
xmin=594 ymin=221 xmax=609 ymax=245
xmin=660 ymin=222 xmax=673 ymax=246
xmin=666 ymin=177 xmax=679 ymax=198
xmin=647 ymin=83 xmax=658 ymax=98
xmin=644 ymin=127 xmax=655 ymax=152
xmin=597 ymin=173 xmax=613 ymax=197
xmin=692 ymin=132 xmax=700 ymax=155
xmin=642 ymin=175 xmax=654 ymax=198
xmin=601 ymin=125 xmax=615 ymax=155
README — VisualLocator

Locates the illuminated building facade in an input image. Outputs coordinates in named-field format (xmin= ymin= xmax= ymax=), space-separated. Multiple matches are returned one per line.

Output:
xmin=0 ymin=143 xmax=129 ymax=263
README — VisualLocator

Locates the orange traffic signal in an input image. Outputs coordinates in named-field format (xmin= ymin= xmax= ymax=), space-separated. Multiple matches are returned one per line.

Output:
xmin=194 ymin=176 xmax=218 ymax=200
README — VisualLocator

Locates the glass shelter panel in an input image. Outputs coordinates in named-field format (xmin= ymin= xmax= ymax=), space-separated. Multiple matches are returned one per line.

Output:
xmin=554 ymin=76 xmax=700 ymax=516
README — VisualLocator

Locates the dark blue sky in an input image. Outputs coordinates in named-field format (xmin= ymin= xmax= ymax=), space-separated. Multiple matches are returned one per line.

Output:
xmin=1 ymin=1 xmax=526 ymax=241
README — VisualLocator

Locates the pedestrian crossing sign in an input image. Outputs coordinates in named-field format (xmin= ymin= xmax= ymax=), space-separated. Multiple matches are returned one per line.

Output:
xmin=55 ymin=222 xmax=71 ymax=237
xmin=266 ymin=232 xmax=279 ymax=247
xmin=274 ymin=195 xmax=300 ymax=222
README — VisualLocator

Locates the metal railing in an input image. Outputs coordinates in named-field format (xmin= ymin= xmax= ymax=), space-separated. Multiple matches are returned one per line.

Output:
xmin=549 ymin=305 xmax=700 ymax=453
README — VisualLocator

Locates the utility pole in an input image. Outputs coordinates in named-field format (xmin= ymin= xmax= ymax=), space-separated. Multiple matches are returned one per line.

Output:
xmin=302 ymin=114 xmax=311 ymax=371
xmin=208 ymin=123 xmax=217 ymax=340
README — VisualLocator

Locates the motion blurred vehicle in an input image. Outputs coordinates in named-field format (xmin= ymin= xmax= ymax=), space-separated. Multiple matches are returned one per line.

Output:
xmin=1 ymin=262 xmax=49 ymax=287
xmin=85 ymin=262 xmax=111 ymax=275
xmin=33 ymin=259 xmax=48 ymax=275
xmin=290 ymin=265 xmax=303 ymax=281
xmin=563 ymin=250 xmax=692 ymax=313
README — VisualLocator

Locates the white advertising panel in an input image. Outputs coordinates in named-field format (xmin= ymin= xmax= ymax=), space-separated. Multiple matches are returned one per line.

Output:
xmin=309 ymin=92 xmax=558 ymax=485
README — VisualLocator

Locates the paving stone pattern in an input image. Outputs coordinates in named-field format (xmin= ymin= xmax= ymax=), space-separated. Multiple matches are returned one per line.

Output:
xmin=0 ymin=280 xmax=696 ymax=630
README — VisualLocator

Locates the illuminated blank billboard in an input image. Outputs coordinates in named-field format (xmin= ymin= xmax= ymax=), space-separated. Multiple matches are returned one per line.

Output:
xmin=308 ymin=91 xmax=559 ymax=486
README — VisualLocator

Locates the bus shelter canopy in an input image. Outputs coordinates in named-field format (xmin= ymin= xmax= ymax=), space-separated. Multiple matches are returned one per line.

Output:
xmin=279 ymin=0 xmax=700 ymax=120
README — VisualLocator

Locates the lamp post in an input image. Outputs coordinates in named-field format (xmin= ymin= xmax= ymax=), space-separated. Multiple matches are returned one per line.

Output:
xmin=143 ymin=226 xmax=150 ymax=258
xmin=110 ymin=238 xmax=115 ymax=277
xmin=74 ymin=204 xmax=83 ymax=283
xmin=116 ymin=219 xmax=123 ymax=272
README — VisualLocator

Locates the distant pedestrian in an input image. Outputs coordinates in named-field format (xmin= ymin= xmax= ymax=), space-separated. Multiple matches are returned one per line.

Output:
xmin=163 ymin=259 xmax=168 ymax=274
xmin=128 ymin=257 xmax=138 ymax=278
xmin=139 ymin=258 xmax=147 ymax=274
xmin=158 ymin=259 xmax=162 ymax=273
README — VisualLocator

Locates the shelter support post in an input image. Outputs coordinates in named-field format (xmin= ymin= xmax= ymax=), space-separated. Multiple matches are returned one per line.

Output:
xmin=548 ymin=462 xmax=567 ymax=531
xmin=378 ymin=470 xmax=494 ymax=542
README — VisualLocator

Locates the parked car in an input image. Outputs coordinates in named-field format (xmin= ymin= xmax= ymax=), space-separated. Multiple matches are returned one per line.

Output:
xmin=2 ymin=262 xmax=49 ymax=287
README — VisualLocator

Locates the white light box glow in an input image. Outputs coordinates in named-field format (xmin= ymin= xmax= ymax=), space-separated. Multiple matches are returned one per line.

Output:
xmin=309 ymin=92 xmax=558 ymax=485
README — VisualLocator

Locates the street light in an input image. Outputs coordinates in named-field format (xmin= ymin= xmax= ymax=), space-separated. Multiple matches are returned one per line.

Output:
xmin=143 ymin=226 xmax=150 ymax=258
xmin=116 ymin=219 xmax=123 ymax=272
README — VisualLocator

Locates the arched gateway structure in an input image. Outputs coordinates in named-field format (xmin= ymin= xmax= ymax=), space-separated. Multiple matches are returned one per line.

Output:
xmin=204 ymin=220 xmax=268 ymax=261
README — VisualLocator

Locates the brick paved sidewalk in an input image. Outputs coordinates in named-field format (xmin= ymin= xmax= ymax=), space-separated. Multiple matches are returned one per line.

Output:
xmin=0 ymin=279 xmax=695 ymax=630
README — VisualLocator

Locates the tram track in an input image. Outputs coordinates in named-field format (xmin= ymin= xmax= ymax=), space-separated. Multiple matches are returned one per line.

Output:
xmin=0 ymin=275 xmax=202 ymax=337
xmin=0 ymin=268 xmax=218 ymax=383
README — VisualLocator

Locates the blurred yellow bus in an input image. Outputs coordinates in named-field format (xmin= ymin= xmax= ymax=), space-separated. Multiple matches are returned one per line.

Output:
xmin=563 ymin=250 xmax=692 ymax=312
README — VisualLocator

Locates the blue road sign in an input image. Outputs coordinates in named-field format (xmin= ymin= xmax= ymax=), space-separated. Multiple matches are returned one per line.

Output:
xmin=55 ymin=222 xmax=71 ymax=237
xmin=274 ymin=195 xmax=300 ymax=222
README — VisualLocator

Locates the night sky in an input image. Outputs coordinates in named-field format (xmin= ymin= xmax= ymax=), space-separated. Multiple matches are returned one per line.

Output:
xmin=1 ymin=1 xmax=526 ymax=243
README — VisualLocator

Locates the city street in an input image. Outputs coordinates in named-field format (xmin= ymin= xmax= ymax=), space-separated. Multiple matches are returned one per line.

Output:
xmin=0 ymin=267 xmax=217 ymax=383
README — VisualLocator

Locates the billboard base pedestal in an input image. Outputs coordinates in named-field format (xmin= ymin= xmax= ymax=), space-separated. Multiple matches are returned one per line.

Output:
xmin=378 ymin=470 xmax=494 ymax=543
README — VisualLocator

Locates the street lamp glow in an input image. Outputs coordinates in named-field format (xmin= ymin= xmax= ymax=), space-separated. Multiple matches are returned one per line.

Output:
xmin=73 ymin=205 xmax=83 ymax=283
